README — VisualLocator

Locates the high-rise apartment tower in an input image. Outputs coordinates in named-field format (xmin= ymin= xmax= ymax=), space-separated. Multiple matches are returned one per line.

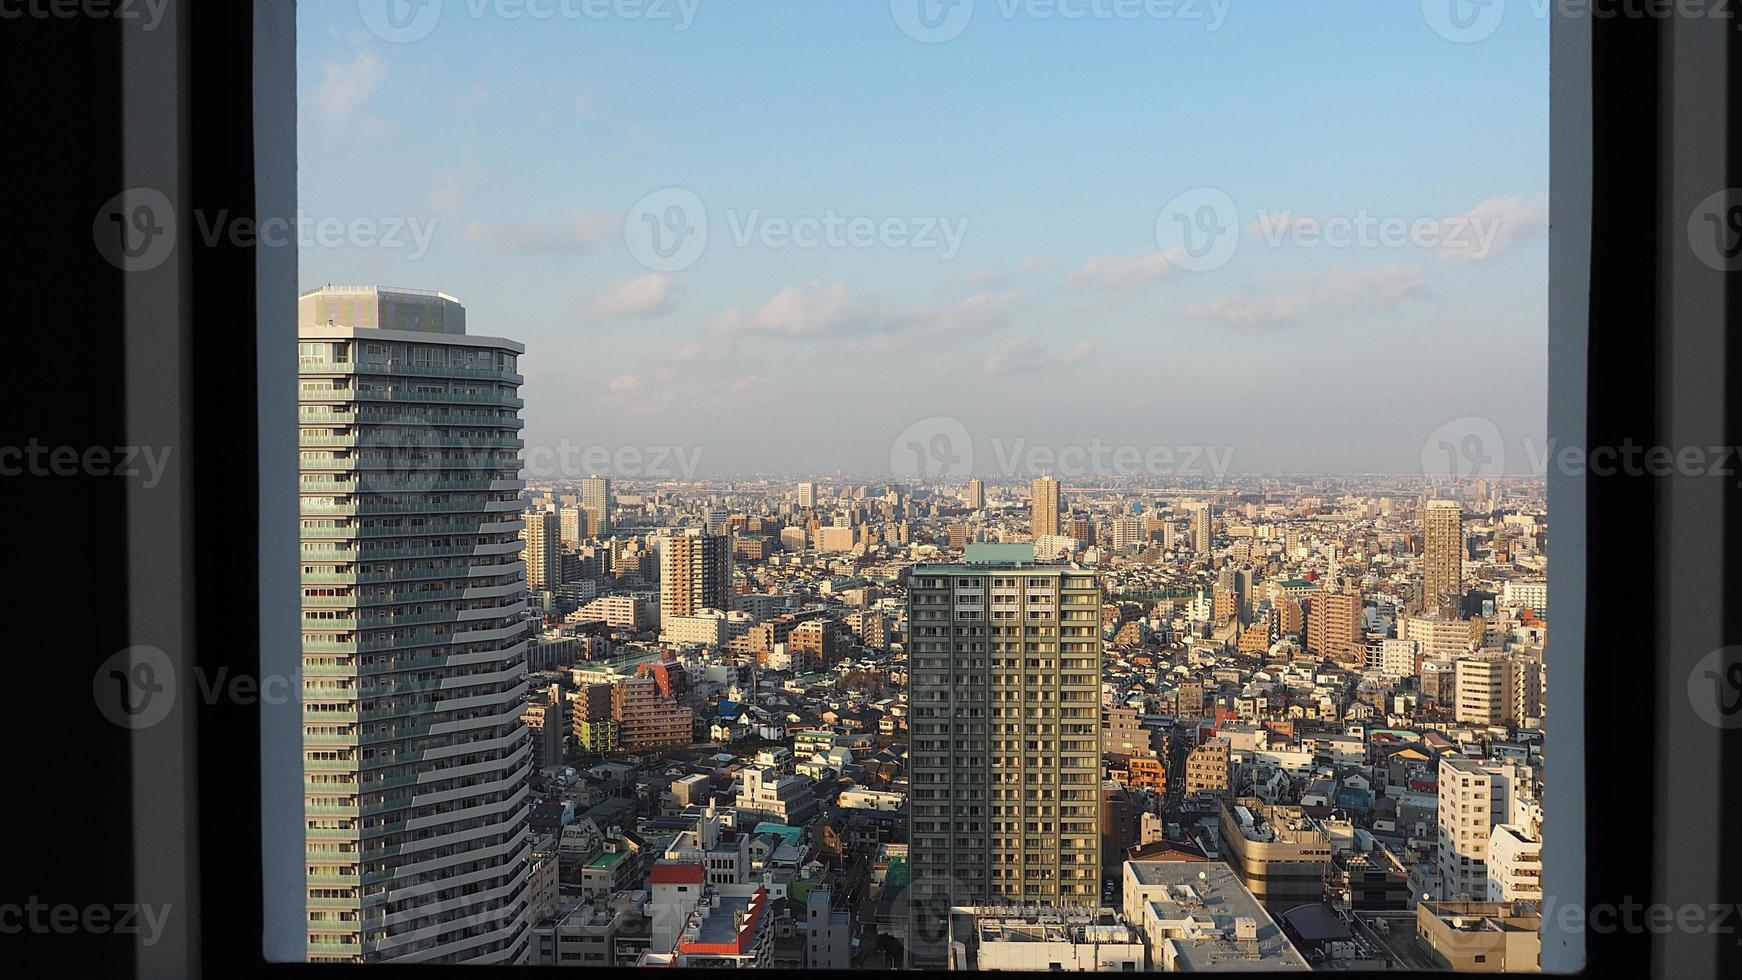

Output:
xmin=298 ymin=286 xmax=532 ymax=964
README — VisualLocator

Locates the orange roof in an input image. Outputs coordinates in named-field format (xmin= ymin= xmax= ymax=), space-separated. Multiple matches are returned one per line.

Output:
xmin=649 ymin=863 xmax=705 ymax=885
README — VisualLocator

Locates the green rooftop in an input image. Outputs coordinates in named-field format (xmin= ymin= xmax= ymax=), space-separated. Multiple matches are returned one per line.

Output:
xmin=963 ymin=543 xmax=1036 ymax=564
xmin=585 ymin=849 xmax=629 ymax=870
xmin=754 ymin=823 xmax=803 ymax=847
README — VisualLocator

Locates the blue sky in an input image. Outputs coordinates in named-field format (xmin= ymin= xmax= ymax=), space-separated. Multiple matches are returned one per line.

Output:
xmin=298 ymin=1 xmax=1549 ymax=479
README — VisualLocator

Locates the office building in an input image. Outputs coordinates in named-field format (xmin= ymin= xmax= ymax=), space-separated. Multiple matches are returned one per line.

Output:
xmin=1217 ymin=801 xmax=1333 ymax=914
xmin=298 ymin=285 xmax=532 ymax=964
xmin=964 ymin=478 xmax=985 ymax=511
xmin=906 ymin=544 xmax=1102 ymax=968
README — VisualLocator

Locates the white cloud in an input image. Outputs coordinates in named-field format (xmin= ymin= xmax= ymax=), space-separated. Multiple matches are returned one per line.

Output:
xmin=982 ymin=338 xmax=1050 ymax=376
xmin=1063 ymin=336 xmax=1100 ymax=363
xmin=1181 ymin=265 xmax=1425 ymax=327
xmin=1439 ymin=193 xmax=1549 ymax=262
xmin=461 ymin=209 xmax=620 ymax=252
xmin=456 ymin=83 xmax=490 ymax=116
xmin=315 ymin=49 xmax=387 ymax=118
xmin=1068 ymin=248 xmax=1190 ymax=289
xmin=959 ymin=256 xmax=1052 ymax=288
xmin=708 ymin=284 xmax=1023 ymax=358
xmin=712 ymin=283 xmax=872 ymax=338
xmin=588 ymin=273 xmax=678 ymax=317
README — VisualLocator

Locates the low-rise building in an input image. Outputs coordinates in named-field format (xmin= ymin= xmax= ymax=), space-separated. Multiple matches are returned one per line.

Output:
xmin=1414 ymin=900 xmax=1542 ymax=972
xmin=946 ymin=906 xmax=1146 ymax=972
xmin=1122 ymin=860 xmax=1310 ymax=972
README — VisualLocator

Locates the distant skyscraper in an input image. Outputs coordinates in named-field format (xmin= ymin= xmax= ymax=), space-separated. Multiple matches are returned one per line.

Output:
xmin=964 ymin=478 xmax=984 ymax=511
xmin=1424 ymin=500 xmax=1464 ymax=615
xmin=521 ymin=508 xmax=560 ymax=590
xmin=580 ymin=475 xmax=612 ymax=537
xmin=1191 ymin=502 xmax=1214 ymax=553
xmin=906 ymin=545 xmax=1102 ymax=968
xmin=1030 ymin=476 xmax=1061 ymax=538
xmin=797 ymin=482 xmax=816 ymax=509
xmin=558 ymin=505 xmax=583 ymax=548
xmin=660 ymin=528 xmax=732 ymax=621
xmin=298 ymin=286 xmax=531 ymax=964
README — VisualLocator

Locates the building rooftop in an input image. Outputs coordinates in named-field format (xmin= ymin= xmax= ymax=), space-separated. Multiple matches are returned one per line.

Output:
xmin=1128 ymin=862 xmax=1310 ymax=972
xmin=584 ymin=849 xmax=629 ymax=870
xmin=964 ymin=906 xmax=1136 ymax=946
xmin=676 ymin=887 xmax=769 ymax=955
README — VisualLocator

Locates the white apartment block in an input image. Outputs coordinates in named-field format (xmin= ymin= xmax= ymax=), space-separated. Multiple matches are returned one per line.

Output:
xmin=661 ymin=609 xmax=750 ymax=647
xmin=1486 ymin=824 xmax=1543 ymax=901
xmin=298 ymin=286 xmax=532 ymax=964
xmin=1502 ymin=578 xmax=1548 ymax=615
xmin=1379 ymin=638 xmax=1421 ymax=679
xmin=1436 ymin=757 xmax=1516 ymax=901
